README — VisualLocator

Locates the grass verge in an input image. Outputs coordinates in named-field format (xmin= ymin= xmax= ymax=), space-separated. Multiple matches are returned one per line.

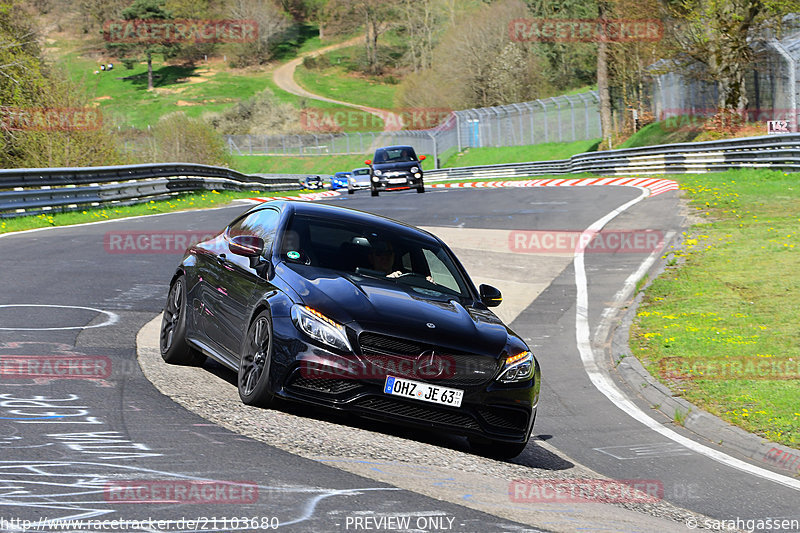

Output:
xmin=442 ymin=140 xmax=600 ymax=167
xmin=630 ymin=169 xmax=800 ymax=448
xmin=0 ymin=189 xmax=312 ymax=234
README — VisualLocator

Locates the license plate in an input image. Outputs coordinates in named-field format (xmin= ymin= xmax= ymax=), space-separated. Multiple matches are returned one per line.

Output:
xmin=388 ymin=177 xmax=407 ymax=184
xmin=383 ymin=376 xmax=463 ymax=407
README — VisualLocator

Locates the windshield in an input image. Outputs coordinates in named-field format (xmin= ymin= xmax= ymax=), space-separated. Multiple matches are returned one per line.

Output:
xmin=352 ymin=168 xmax=370 ymax=175
xmin=374 ymin=148 xmax=417 ymax=163
xmin=280 ymin=214 xmax=470 ymax=300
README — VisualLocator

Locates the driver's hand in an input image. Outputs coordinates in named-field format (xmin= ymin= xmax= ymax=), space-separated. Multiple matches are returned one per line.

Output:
xmin=426 ymin=275 xmax=434 ymax=283
xmin=386 ymin=271 xmax=403 ymax=278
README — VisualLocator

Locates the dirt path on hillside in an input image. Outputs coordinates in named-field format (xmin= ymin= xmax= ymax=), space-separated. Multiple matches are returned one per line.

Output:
xmin=272 ymin=36 xmax=402 ymax=134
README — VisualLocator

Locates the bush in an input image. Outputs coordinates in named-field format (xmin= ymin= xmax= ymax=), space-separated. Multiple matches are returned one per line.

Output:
xmin=150 ymin=112 xmax=232 ymax=167
xmin=204 ymin=89 xmax=300 ymax=135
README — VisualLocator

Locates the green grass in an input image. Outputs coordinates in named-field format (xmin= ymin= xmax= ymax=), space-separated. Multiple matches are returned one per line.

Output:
xmin=442 ymin=140 xmax=600 ymax=168
xmin=233 ymin=154 xmax=373 ymax=175
xmin=295 ymin=57 xmax=399 ymax=110
xmin=0 ymin=189 xmax=313 ymax=234
xmin=271 ymin=25 xmax=359 ymax=62
xmin=617 ymin=119 xmax=702 ymax=149
xmin=630 ymin=168 xmax=800 ymax=448
xmin=63 ymin=52 xmax=276 ymax=128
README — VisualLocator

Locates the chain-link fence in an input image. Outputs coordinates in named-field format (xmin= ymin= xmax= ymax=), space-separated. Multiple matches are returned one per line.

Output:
xmin=224 ymin=91 xmax=601 ymax=168
xmin=649 ymin=28 xmax=800 ymax=130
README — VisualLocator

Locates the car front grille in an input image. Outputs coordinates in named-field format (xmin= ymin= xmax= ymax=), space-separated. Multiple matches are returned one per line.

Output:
xmin=288 ymin=376 xmax=361 ymax=395
xmin=358 ymin=332 xmax=499 ymax=387
xmin=351 ymin=396 xmax=481 ymax=430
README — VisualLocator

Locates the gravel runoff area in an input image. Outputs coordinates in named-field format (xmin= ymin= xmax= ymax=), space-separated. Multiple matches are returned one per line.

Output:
xmin=136 ymin=317 xmax=736 ymax=533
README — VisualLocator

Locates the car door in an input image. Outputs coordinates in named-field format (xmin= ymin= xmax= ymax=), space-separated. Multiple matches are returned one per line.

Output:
xmin=206 ymin=207 xmax=281 ymax=360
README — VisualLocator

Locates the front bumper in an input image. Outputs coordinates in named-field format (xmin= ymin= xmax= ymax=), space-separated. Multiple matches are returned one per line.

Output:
xmin=372 ymin=173 xmax=424 ymax=191
xmin=269 ymin=318 xmax=539 ymax=443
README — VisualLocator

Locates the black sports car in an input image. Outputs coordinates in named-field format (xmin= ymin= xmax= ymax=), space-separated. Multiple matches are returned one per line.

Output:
xmin=365 ymin=145 xmax=426 ymax=196
xmin=160 ymin=201 xmax=540 ymax=458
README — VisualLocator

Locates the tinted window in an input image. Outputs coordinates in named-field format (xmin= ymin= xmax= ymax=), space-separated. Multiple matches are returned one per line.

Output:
xmin=283 ymin=214 xmax=469 ymax=299
xmin=375 ymin=147 xmax=417 ymax=163
xmin=226 ymin=208 xmax=280 ymax=255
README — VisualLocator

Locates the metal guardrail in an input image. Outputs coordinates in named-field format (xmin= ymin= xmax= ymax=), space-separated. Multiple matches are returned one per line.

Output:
xmin=0 ymin=163 xmax=306 ymax=218
xmin=425 ymin=134 xmax=800 ymax=181
xmin=3 ymin=134 xmax=798 ymax=217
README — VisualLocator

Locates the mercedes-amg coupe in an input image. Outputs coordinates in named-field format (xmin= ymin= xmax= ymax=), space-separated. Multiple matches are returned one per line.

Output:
xmin=160 ymin=200 xmax=540 ymax=458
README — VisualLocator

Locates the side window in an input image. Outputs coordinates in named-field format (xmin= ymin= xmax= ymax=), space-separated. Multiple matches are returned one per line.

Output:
xmin=227 ymin=208 xmax=280 ymax=255
xmin=422 ymin=249 xmax=460 ymax=293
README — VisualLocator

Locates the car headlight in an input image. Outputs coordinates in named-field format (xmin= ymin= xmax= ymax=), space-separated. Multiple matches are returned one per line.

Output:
xmin=410 ymin=166 xmax=419 ymax=173
xmin=496 ymin=351 xmax=534 ymax=383
xmin=291 ymin=305 xmax=352 ymax=352
xmin=374 ymin=169 xmax=382 ymax=176
xmin=372 ymin=176 xmax=379 ymax=182
xmin=414 ymin=173 xmax=421 ymax=178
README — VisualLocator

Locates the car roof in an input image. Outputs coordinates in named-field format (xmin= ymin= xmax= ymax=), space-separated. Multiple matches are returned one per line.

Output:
xmin=260 ymin=200 xmax=440 ymax=244
xmin=375 ymin=145 xmax=416 ymax=152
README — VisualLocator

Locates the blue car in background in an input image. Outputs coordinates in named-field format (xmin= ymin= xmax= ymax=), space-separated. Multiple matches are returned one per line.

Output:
xmin=330 ymin=172 xmax=351 ymax=190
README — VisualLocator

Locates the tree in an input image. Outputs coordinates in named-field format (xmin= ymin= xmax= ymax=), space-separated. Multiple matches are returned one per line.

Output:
xmin=397 ymin=0 xmax=443 ymax=72
xmin=106 ymin=0 xmax=179 ymax=90
xmin=328 ymin=0 xmax=396 ymax=73
xmin=398 ymin=0 xmax=550 ymax=109
xmin=227 ymin=0 xmax=293 ymax=66
xmin=597 ymin=0 xmax=612 ymax=144
xmin=665 ymin=0 xmax=800 ymax=115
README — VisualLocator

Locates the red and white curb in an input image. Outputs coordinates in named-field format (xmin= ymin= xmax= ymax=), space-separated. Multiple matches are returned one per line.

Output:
xmin=245 ymin=177 xmax=679 ymax=204
xmin=430 ymin=177 xmax=679 ymax=197
xmin=245 ymin=190 xmax=342 ymax=203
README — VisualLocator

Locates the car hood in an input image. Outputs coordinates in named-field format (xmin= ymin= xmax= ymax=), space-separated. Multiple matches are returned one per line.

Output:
xmin=276 ymin=264 xmax=509 ymax=357
xmin=373 ymin=162 xmax=419 ymax=173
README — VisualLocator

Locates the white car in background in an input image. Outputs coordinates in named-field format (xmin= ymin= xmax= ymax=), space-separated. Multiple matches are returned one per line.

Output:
xmin=348 ymin=167 xmax=371 ymax=194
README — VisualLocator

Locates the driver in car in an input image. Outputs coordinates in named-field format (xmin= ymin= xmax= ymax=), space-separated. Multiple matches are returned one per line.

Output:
xmin=368 ymin=239 xmax=433 ymax=282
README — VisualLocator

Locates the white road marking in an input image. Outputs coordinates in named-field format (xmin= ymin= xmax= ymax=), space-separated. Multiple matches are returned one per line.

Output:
xmin=0 ymin=305 xmax=119 ymax=331
xmin=573 ymin=188 xmax=800 ymax=491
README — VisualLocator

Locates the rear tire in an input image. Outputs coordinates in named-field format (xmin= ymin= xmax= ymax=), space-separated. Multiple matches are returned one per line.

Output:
xmin=468 ymin=436 xmax=528 ymax=460
xmin=160 ymin=276 xmax=205 ymax=366
xmin=238 ymin=311 xmax=275 ymax=407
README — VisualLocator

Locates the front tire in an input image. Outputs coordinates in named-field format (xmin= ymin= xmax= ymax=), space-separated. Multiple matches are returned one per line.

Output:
xmin=348 ymin=187 xmax=355 ymax=195
xmin=416 ymin=184 xmax=425 ymax=193
xmin=160 ymin=276 xmax=205 ymax=366
xmin=371 ymin=187 xmax=379 ymax=197
xmin=238 ymin=311 xmax=275 ymax=407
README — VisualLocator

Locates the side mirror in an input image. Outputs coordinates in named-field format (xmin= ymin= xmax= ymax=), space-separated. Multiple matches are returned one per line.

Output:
xmin=228 ymin=235 xmax=264 ymax=258
xmin=365 ymin=159 xmax=372 ymax=166
xmin=479 ymin=284 xmax=502 ymax=307
xmin=419 ymin=155 xmax=426 ymax=161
